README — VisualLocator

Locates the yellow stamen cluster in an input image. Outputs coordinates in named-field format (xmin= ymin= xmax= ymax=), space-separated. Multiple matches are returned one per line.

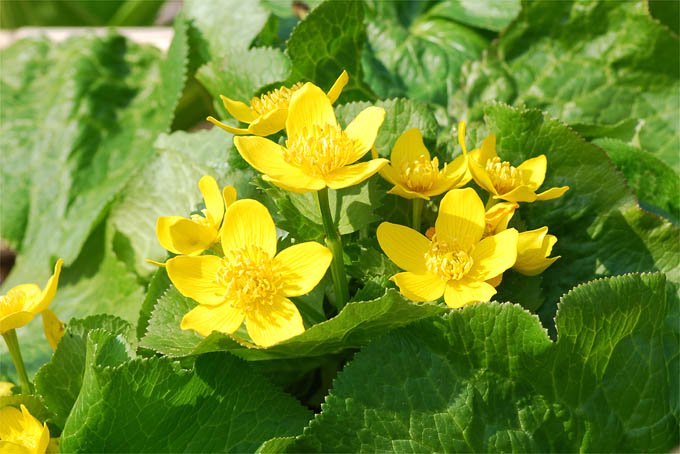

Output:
xmin=0 ymin=289 xmax=25 ymax=314
xmin=250 ymin=83 xmax=304 ymax=116
xmin=217 ymin=246 xmax=281 ymax=312
xmin=485 ymin=157 xmax=519 ymax=194
xmin=424 ymin=235 xmax=474 ymax=281
xmin=400 ymin=155 xmax=441 ymax=192
xmin=285 ymin=124 xmax=358 ymax=177
xmin=189 ymin=210 xmax=212 ymax=228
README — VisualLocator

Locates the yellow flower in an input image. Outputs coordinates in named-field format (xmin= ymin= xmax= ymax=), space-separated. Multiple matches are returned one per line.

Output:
xmin=468 ymin=133 xmax=569 ymax=203
xmin=41 ymin=309 xmax=64 ymax=350
xmin=0 ymin=259 xmax=63 ymax=335
xmin=233 ymin=83 xmax=389 ymax=193
xmin=156 ymin=175 xmax=237 ymax=255
xmin=514 ymin=227 xmax=559 ymax=276
xmin=0 ymin=404 xmax=50 ymax=454
xmin=166 ymin=199 xmax=332 ymax=347
xmin=0 ymin=382 xmax=14 ymax=397
xmin=208 ymin=71 xmax=349 ymax=137
xmin=377 ymin=188 xmax=518 ymax=308
xmin=483 ymin=201 xmax=518 ymax=237
xmin=377 ymin=128 xmax=469 ymax=199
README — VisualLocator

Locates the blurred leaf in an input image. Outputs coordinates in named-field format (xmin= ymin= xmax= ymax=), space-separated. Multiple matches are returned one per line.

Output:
xmin=426 ymin=0 xmax=521 ymax=32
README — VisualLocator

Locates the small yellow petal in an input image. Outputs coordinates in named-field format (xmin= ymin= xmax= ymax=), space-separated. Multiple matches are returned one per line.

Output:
xmin=478 ymin=134 xmax=498 ymax=164
xmin=180 ymin=302 xmax=245 ymax=337
xmin=468 ymin=228 xmax=518 ymax=281
xmin=486 ymin=274 xmax=503 ymax=288
xmin=444 ymin=278 xmax=497 ymax=308
xmin=436 ymin=188 xmax=485 ymax=248
xmin=220 ymin=95 xmax=257 ymax=123
xmin=344 ymin=106 xmax=385 ymax=162
xmin=263 ymin=174 xmax=326 ymax=193
xmin=0 ymin=382 xmax=13 ymax=396
xmin=390 ymin=128 xmax=431 ymax=168
xmin=325 ymin=158 xmax=388 ymax=190
xmin=457 ymin=121 xmax=467 ymax=154
xmin=495 ymin=185 xmax=538 ymax=203
xmin=535 ymin=185 xmax=570 ymax=201
xmin=484 ymin=202 xmax=518 ymax=236
xmin=207 ymin=116 xmax=250 ymax=135
xmin=0 ymin=312 xmax=35 ymax=334
xmin=326 ymin=70 xmax=349 ymax=103
xmin=0 ymin=405 xmax=49 ymax=454
xmin=517 ymin=155 xmax=547 ymax=190
xmin=391 ymin=272 xmax=446 ymax=302
xmin=379 ymin=163 xmax=401 ymax=186
xmin=42 ymin=309 xmax=65 ymax=351
xmin=286 ymin=83 xmax=338 ymax=140
xmin=233 ymin=136 xmax=299 ymax=178
xmin=28 ymin=258 xmax=63 ymax=314
xmin=377 ymin=222 xmax=430 ymax=273
xmin=247 ymin=108 xmax=289 ymax=136
xmin=156 ymin=216 xmax=217 ymax=255
xmin=223 ymin=186 xmax=237 ymax=207
xmin=245 ymin=296 xmax=304 ymax=347
xmin=514 ymin=227 xmax=560 ymax=276
xmin=199 ymin=175 xmax=224 ymax=228
xmin=387 ymin=184 xmax=429 ymax=200
xmin=275 ymin=242 xmax=332 ymax=297
xmin=221 ymin=199 xmax=277 ymax=257
xmin=166 ymin=255 xmax=225 ymax=306
xmin=468 ymin=152 xmax=498 ymax=195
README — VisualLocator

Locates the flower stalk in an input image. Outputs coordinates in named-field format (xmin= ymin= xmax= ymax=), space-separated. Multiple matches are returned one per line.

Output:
xmin=412 ymin=198 xmax=424 ymax=231
xmin=2 ymin=329 xmax=32 ymax=394
xmin=315 ymin=188 xmax=349 ymax=310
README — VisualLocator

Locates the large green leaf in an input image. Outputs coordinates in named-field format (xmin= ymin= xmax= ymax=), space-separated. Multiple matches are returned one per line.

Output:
xmin=480 ymin=104 xmax=679 ymax=330
xmin=60 ymin=350 xmax=312 ymax=452
xmin=140 ymin=287 xmax=444 ymax=360
xmin=288 ymin=273 xmax=678 ymax=452
xmin=455 ymin=0 xmax=680 ymax=171
xmin=426 ymin=0 xmax=521 ymax=32
xmin=363 ymin=0 xmax=489 ymax=105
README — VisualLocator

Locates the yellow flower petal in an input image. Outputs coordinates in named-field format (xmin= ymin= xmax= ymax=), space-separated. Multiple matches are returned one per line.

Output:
xmin=207 ymin=116 xmax=250 ymax=135
xmin=166 ymin=255 xmax=225 ymax=306
xmin=377 ymin=222 xmax=430 ymax=273
xmin=42 ymin=309 xmax=64 ymax=351
xmin=199 ymin=175 xmax=224 ymax=227
xmin=233 ymin=136 xmax=299 ymax=178
xmin=326 ymin=70 xmax=349 ymax=103
xmin=496 ymin=185 xmax=538 ymax=203
xmin=286 ymin=83 xmax=338 ymax=140
xmin=484 ymin=202 xmax=518 ymax=236
xmin=0 ymin=405 xmax=49 ymax=454
xmin=514 ymin=227 xmax=560 ymax=276
xmin=247 ymin=108 xmax=289 ymax=136
xmin=28 ymin=259 xmax=63 ymax=314
xmin=344 ymin=106 xmax=385 ymax=162
xmin=477 ymin=134 xmax=498 ymax=163
xmin=220 ymin=95 xmax=257 ymax=123
xmin=325 ymin=158 xmax=388 ymax=190
xmin=444 ymin=278 xmax=497 ymax=308
xmin=486 ymin=274 xmax=503 ymax=288
xmin=156 ymin=216 xmax=217 ymax=255
xmin=221 ymin=199 xmax=277 ymax=257
xmin=436 ymin=188 xmax=485 ymax=248
xmin=390 ymin=272 xmax=446 ymax=302
xmin=378 ymin=163 xmax=401 ymax=186
xmin=468 ymin=228 xmax=518 ymax=281
xmin=180 ymin=302 xmax=245 ymax=337
xmin=275 ymin=242 xmax=332 ymax=297
xmin=390 ymin=128 xmax=431 ymax=168
xmin=457 ymin=121 xmax=468 ymax=154
xmin=436 ymin=153 xmax=470 ymax=188
xmin=245 ymin=296 xmax=304 ymax=347
xmin=0 ymin=311 xmax=35 ymax=335
xmin=263 ymin=174 xmax=326 ymax=193
xmin=517 ymin=155 xmax=547 ymax=190
xmin=0 ymin=382 xmax=13 ymax=397
xmin=12 ymin=284 xmax=41 ymax=307
xmin=535 ymin=185 xmax=570 ymax=201
xmin=387 ymin=184 xmax=429 ymax=200
xmin=223 ymin=186 xmax=237 ymax=206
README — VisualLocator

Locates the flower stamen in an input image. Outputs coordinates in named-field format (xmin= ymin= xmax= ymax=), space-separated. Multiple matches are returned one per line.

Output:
xmin=250 ymin=83 xmax=304 ymax=116
xmin=0 ymin=289 xmax=25 ymax=314
xmin=485 ymin=156 xmax=519 ymax=194
xmin=424 ymin=235 xmax=474 ymax=282
xmin=400 ymin=155 xmax=440 ymax=192
xmin=284 ymin=124 xmax=358 ymax=177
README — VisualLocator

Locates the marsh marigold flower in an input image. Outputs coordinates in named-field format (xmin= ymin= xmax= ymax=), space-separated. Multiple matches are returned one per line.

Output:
xmin=0 ymin=259 xmax=63 ymax=334
xmin=0 ymin=404 xmax=50 ymax=453
xmin=468 ymin=134 xmax=569 ymax=203
xmin=166 ymin=199 xmax=332 ymax=347
xmin=41 ymin=309 xmax=64 ymax=350
xmin=208 ymin=71 xmax=348 ymax=137
xmin=378 ymin=188 xmax=518 ymax=308
xmin=514 ymin=227 xmax=559 ymax=276
xmin=378 ymin=128 xmax=469 ymax=199
xmin=156 ymin=175 xmax=236 ymax=256
xmin=233 ymin=83 xmax=388 ymax=193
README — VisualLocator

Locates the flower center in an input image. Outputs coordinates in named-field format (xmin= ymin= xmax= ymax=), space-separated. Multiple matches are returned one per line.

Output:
xmin=284 ymin=123 xmax=358 ymax=177
xmin=190 ymin=209 xmax=213 ymax=228
xmin=424 ymin=235 xmax=474 ymax=282
xmin=400 ymin=155 xmax=440 ymax=192
xmin=217 ymin=246 xmax=281 ymax=313
xmin=0 ymin=288 xmax=26 ymax=316
xmin=250 ymin=82 xmax=304 ymax=116
xmin=485 ymin=157 xmax=519 ymax=194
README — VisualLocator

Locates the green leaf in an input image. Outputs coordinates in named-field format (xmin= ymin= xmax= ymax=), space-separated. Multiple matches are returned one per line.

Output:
xmin=426 ymin=0 xmax=521 ymax=32
xmin=481 ymin=104 xmax=680 ymax=329
xmin=34 ymin=315 xmax=133 ymax=432
xmin=286 ymin=0 xmax=374 ymax=101
xmin=363 ymin=0 xmax=489 ymax=105
xmin=136 ymin=267 xmax=171 ymax=340
xmin=140 ymin=287 xmax=444 ymax=360
xmin=60 ymin=352 xmax=312 ymax=452
xmin=456 ymin=0 xmax=680 ymax=171
xmin=592 ymin=138 xmax=680 ymax=222
xmin=288 ymin=273 xmax=678 ymax=452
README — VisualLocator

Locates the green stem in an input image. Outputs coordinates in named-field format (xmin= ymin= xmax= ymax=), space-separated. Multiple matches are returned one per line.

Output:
xmin=412 ymin=198 xmax=424 ymax=231
xmin=2 ymin=329 xmax=32 ymax=394
xmin=314 ymin=188 xmax=349 ymax=311
xmin=485 ymin=194 xmax=498 ymax=210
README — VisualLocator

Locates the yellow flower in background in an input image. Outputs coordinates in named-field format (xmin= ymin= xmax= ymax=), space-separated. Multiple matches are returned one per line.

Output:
xmin=468 ymin=133 xmax=569 ymax=203
xmin=483 ymin=201 xmax=518 ymax=237
xmin=156 ymin=175 xmax=236 ymax=255
xmin=41 ymin=309 xmax=64 ymax=351
xmin=514 ymin=227 xmax=560 ymax=276
xmin=0 ymin=382 xmax=14 ymax=397
xmin=378 ymin=188 xmax=518 ymax=308
xmin=0 ymin=404 xmax=50 ymax=454
xmin=167 ymin=199 xmax=332 ymax=347
xmin=0 ymin=259 xmax=63 ymax=334
xmin=377 ymin=128 xmax=469 ymax=199
xmin=208 ymin=71 xmax=349 ymax=137
xmin=234 ymin=82 xmax=388 ymax=193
